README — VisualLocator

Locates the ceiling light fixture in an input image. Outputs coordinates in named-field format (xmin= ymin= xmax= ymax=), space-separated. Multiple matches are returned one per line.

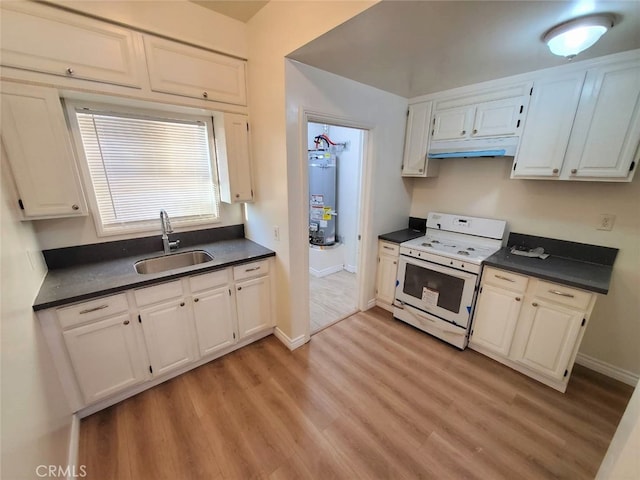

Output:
xmin=543 ymin=14 xmax=615 ymax=59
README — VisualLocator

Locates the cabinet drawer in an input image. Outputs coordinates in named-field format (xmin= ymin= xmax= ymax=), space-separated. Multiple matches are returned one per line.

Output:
xmin=379 ymin=241 xmax=400 ymax=256
xmin=533 ymin=281 xmax=592 ymax=311
xmin=483 ymin=267 xmax=528 ymax=292
xmin=134 ymin=280 xmax=183 ymax=307
xmin=57 ymin=293 xmax=129 ymax=329
xmin=233 ymin=260 xmax=269 ymax=281
xmin=189 ymin=268 xmax=230 ymax=293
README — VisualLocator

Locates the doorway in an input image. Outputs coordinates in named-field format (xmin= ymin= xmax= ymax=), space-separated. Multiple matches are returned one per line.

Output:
xmin=307 ymin=122 xmax=365 ymax=334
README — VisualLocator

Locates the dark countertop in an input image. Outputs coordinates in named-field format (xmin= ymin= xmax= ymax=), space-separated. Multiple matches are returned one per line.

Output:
xmin=484 ymin=248 xmax=614 ymax=295
xmin=378 ymin=229 xmax=425 ymax=244
xmin=33 ymin=238 xmax=275 ymax=311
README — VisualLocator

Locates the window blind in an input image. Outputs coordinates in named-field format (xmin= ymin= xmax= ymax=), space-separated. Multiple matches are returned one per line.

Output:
xmin=75 ymin=110 xmax=219 ymax=229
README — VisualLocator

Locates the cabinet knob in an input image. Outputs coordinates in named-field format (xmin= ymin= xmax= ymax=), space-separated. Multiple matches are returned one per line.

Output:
xmin=552 ymin=168 xmax=559 ymax=174
xmin=194 ymin=298 xmax=199 ymax=302
xmin=473 ymin=129 xmax=478 ymax=135
xmin=71 ymin=204 xmax=79 ymax=210
xmin=393 ymin=261 xmax=397 ymax=265
xmin=203 ymin=91 xmax=208 ymax=98
xmin=515 ymin=297 xmax=521 ymax=302
xmin=237 ymin=286 xmax=242 ymax=291
xmin=180 ymin=302 xmax=185 ymax=307
xmin=571 ymin=169 xmax=577 ymax=174
xmin=532 ymin=302 xmax=538 ymax=307
xmin=461 ymin=130 xmax=466 ymax=135
xmin=235 ymin=193 xmax=240 ymax=198
xmin=123 ymin=320 xmax=130 ymax=325
xmin=66 ymin=67 xmax=74 ymax=75
xmin=418 ymin=168 xmax=423 ymax=173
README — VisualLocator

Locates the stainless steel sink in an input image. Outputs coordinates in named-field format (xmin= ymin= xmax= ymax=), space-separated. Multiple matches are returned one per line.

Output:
xmin=134 ymin=250 xmax=214 ymax=274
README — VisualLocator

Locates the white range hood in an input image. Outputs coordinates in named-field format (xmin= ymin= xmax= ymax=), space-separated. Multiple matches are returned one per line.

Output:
xmin=428 ymin=136 xmax=519 ymax=159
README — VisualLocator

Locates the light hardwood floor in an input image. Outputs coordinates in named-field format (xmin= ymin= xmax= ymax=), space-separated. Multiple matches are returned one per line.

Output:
xmin=79 ymin=308 xmax=633 ymax=480
xmin=309 ymin=270 xmax=357 ymax=333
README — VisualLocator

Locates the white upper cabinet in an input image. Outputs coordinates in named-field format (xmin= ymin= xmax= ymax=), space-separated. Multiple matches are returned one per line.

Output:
xmin=512 ymin=71 xmax=586 ymax=177
xmin=144 ymin=35 xmax=247 ymax=106
xmin=1 ymin=83 xmax=87 ymax=219
xmin=563 ymin=59 xmax=640 ymax=179
xmin=214 ymin=113 xmax=254 ymax=203
xmin=1 ymin=2 xmax=143 ymax=88
xmin=401 ymin=101 xmax=438 ymax=177
xmin=432 ymin=106 xmax=473 ymax=141
xmin=473 ymin=97 xmax=523 ymax=137
xmin=513 ymin=55 xmax=639 ymax=182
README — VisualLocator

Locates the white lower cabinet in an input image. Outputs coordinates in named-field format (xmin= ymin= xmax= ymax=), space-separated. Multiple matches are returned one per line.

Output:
xmin=470 ymin=284 xmax=522 ymax=356
xmin=470 ymin=266 xmax=595 ymax=392
xmin=139 ymin=299 xmax=196 ymax=377
xmin=62 ymin=312 xmax=146 ymax=404
xmin=375 ymin=241 xmax=400 ymax=312
xmin=510 ymin=299 xmax=584 ymax=381
xmin=42 ymin=258 xmax=274 ymax=413
xmin=192 ymin=286 xmax=236 ymax=356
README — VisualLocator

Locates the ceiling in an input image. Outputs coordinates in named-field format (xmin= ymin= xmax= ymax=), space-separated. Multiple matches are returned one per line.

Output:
xmin=190 ymin=0 xmax=268 ymax=22
xmin=288 ymin=0 xmax=640 ymax=98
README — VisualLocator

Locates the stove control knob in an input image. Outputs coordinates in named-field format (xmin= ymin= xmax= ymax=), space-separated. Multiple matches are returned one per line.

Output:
xmin=450 ymin=261 xmax=453 ymax=265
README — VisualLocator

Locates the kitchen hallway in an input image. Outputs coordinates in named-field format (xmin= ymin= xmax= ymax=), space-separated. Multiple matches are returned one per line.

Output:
xmin=78 ymin=308 xmax=633 ymax=480
xmin=309 ymin=269 xmax=358 ymax=333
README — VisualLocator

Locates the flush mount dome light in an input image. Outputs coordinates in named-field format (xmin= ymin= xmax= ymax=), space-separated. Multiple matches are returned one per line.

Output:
xmin=544 ymin=14 xmax=615 ymax=58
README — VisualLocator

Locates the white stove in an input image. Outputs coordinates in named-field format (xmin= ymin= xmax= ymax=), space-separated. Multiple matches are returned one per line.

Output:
xmin=394 ymin=212 xmax=506 ymax=349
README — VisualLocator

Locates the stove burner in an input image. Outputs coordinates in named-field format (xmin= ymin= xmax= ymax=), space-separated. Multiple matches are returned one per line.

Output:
xmin=421 ymin=242 xmax=433 ymax=248
xmin=457 ymin=250 xmax=470 ymax=256
xmin=467 ymin=247 xmax=475 ymax=251
xmin=431 ymin=239 xmax=440 ymax=244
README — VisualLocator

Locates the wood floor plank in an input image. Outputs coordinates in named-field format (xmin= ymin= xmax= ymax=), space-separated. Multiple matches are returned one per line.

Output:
xmin=79 ymin=308 xmax=633 ymax=480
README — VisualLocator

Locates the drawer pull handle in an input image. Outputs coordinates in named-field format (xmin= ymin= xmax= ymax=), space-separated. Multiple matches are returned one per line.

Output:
xmin=515 ymin=297 xmax=521 ymax=302
xmin=123 ymin=320 xmax=130 ymax=325
xmin=245 ymin=267 xmax=260 ymax=272
xmin=194 ymin=298 xmax=199 ymax=303
xmin=79 ymin=304 xmax=108 ymax=314
xmin=549 ymin=289 xmax=574 ymax=298
xmin=532 ymin=302 xmax=538 ymax=307
xmin=180 ymin=302 xmax=185 ymax=307
xmin=495 ymin=275 xmax=515 ymax=283
xmin=383 ymin=246 xmax=394 ymax=250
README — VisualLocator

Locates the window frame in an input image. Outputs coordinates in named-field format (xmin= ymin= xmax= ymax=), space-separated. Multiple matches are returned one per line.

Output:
xmin=65 ymin=100 xmax=222 ymax=237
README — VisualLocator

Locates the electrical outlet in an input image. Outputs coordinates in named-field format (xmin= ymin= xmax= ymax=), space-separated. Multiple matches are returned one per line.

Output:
xmin=597 ymin=214 xmax=616 ymax=231
xmin=273 ymin=225 xmax=280 ymax=241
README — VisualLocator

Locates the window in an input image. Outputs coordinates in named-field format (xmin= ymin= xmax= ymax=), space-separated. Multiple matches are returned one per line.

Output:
xmin=67 ymin=103 xmax=220 ymax=235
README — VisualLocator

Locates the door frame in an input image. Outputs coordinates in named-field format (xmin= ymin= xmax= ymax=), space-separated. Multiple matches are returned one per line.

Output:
xmin=300 ymin=108 xmax=375 ymax=340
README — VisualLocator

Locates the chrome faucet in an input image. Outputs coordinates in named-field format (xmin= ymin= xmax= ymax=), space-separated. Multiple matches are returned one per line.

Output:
xmin=160 ymin=210 xmax=180 ymax=254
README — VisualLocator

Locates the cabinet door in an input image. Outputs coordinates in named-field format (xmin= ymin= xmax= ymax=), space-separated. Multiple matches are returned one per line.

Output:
xmin=139 ymin=300 xmax=195 ymax=377
xmin=143 ymin=35 xmax=247 ymax=105
xmin=1 ymin=2 xmax=142 ymax=87
xmin=236 ymin=276 xmax=272 ymax=338
xmin=470 ymin=285 xmax=522 ymax=356
xmin=63 ymin=313 xmax=145 ymax=404
xmin=402 ymin=101 xmax=435 ymax=176
xmin=1 ymin=83 xmax=87 ymax=218
xmin=472 ymin=97 xmax=523 ymax=138
xmin=513 ymin=299 xmax=584 ymax=381
xmin=432 ymin=106 xmax=474 ymax=141
xmin=512 ymin=72 xmax=586 ymax=178
xmin=214 ymin=114 xmax=254 ymax=203
xmin=564 ymin=60 xmax=640 ymax=179
xmin=192 ymin=286 xmax=236 ymax=356
xmin=376 ymin=253 xmax=398 ymax=305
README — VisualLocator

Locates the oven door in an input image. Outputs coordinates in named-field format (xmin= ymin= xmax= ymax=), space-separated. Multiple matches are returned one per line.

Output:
xmin=395 ymin=255 xmax=477 ymax=327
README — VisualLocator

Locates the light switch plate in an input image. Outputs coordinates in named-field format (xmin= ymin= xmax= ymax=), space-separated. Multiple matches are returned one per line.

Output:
xmin=597 ymin=214 xmax=616 ymax=231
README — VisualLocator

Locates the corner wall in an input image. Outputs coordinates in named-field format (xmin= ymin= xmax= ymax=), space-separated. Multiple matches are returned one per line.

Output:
xmin=410 ymin=157 xmax=640 ymax=374
xmin=1 ymin=152 xmax=73 ymax=479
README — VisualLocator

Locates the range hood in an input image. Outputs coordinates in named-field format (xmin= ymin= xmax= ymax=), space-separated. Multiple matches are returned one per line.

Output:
xmin=428 ymin=136 xmax=519 ymax=159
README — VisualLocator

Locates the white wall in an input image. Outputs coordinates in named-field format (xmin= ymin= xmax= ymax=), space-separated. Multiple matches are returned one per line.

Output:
xmin=410 ymin=158 xmax=640 ymax=374
xmin=245 ymin=1 xmax=377 ymax=341
xmin=285 ymin=60 xmax=411 ymax=339
xmin=1 ymin=151 xmax=73 ymax=479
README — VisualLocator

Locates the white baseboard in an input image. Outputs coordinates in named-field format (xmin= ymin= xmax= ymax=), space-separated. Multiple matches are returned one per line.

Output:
xmin=309 ymin=264 xmax=344 ymax=278
xmin=67 ymin=414 xmax=80 ymax=480
xmin=365 ymin=298 xmax=377 ymax=310
xmin=344 ymin=264 xmax=357 ymax=273
xmin=576 ymin=353 xmax=639 ymax=387
xmin=274 ymin=327 xmax=308 ymax=351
